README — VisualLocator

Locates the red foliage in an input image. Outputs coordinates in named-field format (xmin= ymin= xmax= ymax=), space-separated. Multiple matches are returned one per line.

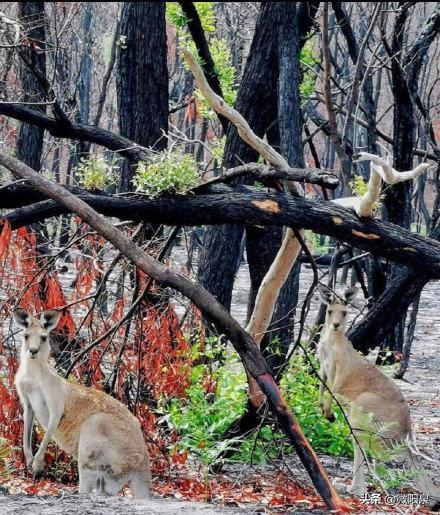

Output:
xmin=0 ymin=220 xmax=12 ymax=261
xmin=44 ymin=275 xmax=75 ymax=337
xmin=0 ymin=224 xmax=194 ymax=482
xmin=136 ymin=305 xmax=191 ymax=399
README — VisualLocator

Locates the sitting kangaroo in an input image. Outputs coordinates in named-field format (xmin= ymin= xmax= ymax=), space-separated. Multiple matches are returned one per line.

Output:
xmin=13 ymin=308 xmax=151 ymax=497
xmin=316 ymin=284 xmax=412 ymax=495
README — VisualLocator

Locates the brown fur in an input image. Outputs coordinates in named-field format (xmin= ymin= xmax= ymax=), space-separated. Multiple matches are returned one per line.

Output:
xmin=13 ymin=309 xmax=151 ymax=497
xmin=317 ymin=285 xmax=411 ymax=495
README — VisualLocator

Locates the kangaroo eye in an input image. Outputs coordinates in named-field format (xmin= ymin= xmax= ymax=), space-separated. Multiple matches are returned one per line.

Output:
xmin=41 ymin=336 xmax=47 ymax=342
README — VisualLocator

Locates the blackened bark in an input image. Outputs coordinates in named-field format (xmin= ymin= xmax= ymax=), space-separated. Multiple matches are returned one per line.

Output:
xmin=216 ymin=2 xmax=307 ymax=460
xmin=298 ymin=1 xmax=321 ymax=45
xmin=116 ymin=2 xmax=168 ymax=191
xmin=263 ymin=0 xmax=304 ymax=371
xmin=70 ymin=4 xmax=93 ymax=170
xmin=349 ymin=268 xmax=429 ymax=352
xmin=5 ymin=187 xmax=440 ymax=277
xmin=378 ymin=8 xmax=440 ymax=358
xmin=198 ymin=2 xmax=319 ymax=311
xmin=198 ymin=3 xmax=282 ymax=310
xmin=348 ymin=214 xmax=440 ymax=353
xmin=16 ymin=2 xmax=48 ymax=260
xmin=0 ymin=102 xmax=151 ymax=163
xmin=385 ymin=9 xmax=413 ymax=229
xmin=331 ymin=1 xmax=378 ymax=153
xmin=16 ymin=2 xmax=46 ymax=171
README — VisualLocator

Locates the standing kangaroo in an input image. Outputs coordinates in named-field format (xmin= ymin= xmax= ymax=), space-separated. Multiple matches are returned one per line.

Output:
xmin=316 ymin=285 xmax=412 ymax=495
xmin=13 ymin=308 xmax=152 ymax=497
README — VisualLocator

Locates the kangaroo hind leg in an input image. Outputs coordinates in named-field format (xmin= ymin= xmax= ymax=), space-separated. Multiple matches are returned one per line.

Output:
xmin=130 ymin=471 xmax=151 ymax=498
xmin=78 ymin=468 xmax=99 ymax=494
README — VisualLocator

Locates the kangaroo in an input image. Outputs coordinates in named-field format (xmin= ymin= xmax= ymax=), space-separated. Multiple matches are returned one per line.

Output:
xmin=316 ymin=284 xmax=412 ymax=496
xmin=13 ymin=308 xmax=152 ymax=497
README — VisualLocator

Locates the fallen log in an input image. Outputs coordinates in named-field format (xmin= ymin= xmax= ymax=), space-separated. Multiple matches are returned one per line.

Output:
xmin=3 ymin=183 xmax=440 ymax=279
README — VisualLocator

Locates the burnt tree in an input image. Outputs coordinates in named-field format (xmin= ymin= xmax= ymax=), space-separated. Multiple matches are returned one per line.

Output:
xmin=219 ymin=2 xmax=306 ymax=458
xmin=198 ymin=2 xmax=318 ymax=311
xmin=16 ymin=1 xmax=47 ymax=170
xmin=116 ymin=2 xmax=168 ymax=192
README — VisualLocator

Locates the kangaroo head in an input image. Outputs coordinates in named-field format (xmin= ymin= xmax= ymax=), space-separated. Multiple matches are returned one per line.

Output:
xmin=318 ymin=284 xmax=357 ymax=333
xmin=13 ymin=309 xmax=61 ymax=362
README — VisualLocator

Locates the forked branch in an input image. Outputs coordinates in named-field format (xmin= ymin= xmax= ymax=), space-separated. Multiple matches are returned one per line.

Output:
xmin=334 ymin=151 xmax=429 ymax=217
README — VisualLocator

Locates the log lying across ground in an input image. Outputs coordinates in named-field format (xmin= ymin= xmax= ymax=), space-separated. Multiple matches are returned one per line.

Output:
xmin=3 ymin=183 xmax=440 ymax=279
xmin=0 ymin=152 xmax=346 ymax=510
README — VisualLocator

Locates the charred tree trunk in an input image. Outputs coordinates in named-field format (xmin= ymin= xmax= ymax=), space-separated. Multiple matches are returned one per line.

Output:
xmin=198 ymin=3 xmax=282 ymax=310
xmin=215 ymin=1 xmax=305 ymax=462
xmin=198 ymin=1 xmax=317 ymax=311
xmin=116 ymin=2 xmax=168 ymax=192
xmin=16 ymin=2 xmax=49 ymax=262
xmin=379 ymin=8 xmax=436 ymax=361
xmin=16 ymin=2 xmax=46 ymax=170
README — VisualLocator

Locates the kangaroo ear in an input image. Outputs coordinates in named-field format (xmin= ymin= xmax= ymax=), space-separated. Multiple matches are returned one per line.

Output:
xmin=13 ymin=309 xmax=31 ymax=328
xmin=317 ymin=284 xmax=334 ymax=305
xmin=40 ymin=310 xmax=61 ymax=331
xmin=344 ymin=286 xmax=358 ymax=303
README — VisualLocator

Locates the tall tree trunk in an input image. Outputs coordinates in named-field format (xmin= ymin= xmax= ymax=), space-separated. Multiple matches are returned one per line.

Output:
xmin=116 ymin=2 xmax=168 ymax=192
xmin=198 ymin=3 xmax=282 ymax=310
xmin=198 ymin=1 xmax=317 ymax=311
xmin=380 ymin=10 xmax=415 ymax=360
xmin=16 ymin=2 xmax=49 ymax=261
xmin=214 ymin=2 xmax=305 ymax=463
xmin=69 ymin=3 xmax=93 ymax=174
xmin=16 ymin=2 xmax=46 ymax=170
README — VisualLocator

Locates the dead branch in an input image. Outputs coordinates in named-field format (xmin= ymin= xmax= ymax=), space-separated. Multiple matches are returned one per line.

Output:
xmin=333 ymin=151 xmax=429 ymax=217
xmin=201 ymin=163 xmax=339 ymax=189
xmin=3 ymin=184 xmax=440 ymax=279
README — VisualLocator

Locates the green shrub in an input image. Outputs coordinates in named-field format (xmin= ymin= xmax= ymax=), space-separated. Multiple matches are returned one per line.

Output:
xmin=161 ymin=340 xmax=353 ymax=466
xmin=75 ymin=155 xmax=117 ymax=190
xmin=280 ymin=352 xmax=352 ymax=457
xmin=160 ymin=337 xmax=247 ymax=464
xmin=133 ymin=150 xmax=199 ymax=196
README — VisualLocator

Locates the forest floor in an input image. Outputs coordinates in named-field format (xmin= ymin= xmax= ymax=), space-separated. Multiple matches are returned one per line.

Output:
xmin=0 ymin=254 xmax=439 ymax=513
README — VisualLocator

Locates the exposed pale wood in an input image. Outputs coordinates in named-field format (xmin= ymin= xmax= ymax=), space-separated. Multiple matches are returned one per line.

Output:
xmin=333 ymin=152 xmax=429 ymax=217
xmin=246 ymin=229 xmax=302 ymax=407
xmin=183 ymin=48 xmax=304 ymax=408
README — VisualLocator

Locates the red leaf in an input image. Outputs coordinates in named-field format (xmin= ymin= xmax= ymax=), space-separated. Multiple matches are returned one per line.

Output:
xmin=0 ymin=220 xmax=12 ymax=259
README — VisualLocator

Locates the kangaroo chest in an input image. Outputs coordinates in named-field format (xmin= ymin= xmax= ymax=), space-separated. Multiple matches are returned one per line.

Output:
xmin=17 ymin=376 xmax=50 ymax=428
xmin=16 ymin=364 xmax=65 ymax=430
xmin=318 ymin=337 xmax=352 ymax=391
